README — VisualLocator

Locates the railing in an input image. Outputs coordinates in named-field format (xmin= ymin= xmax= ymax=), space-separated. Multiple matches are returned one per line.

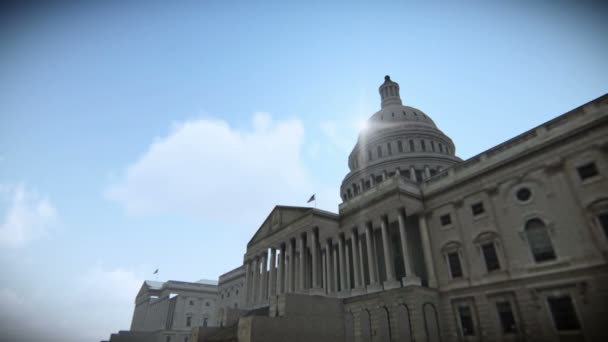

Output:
xmin=423 ymin=95 xmax=606 ymax=187
xmin=339 ymin=175 xmax=421 ymax=211
xmin=219 ymin=266 xmax=245 ymax=282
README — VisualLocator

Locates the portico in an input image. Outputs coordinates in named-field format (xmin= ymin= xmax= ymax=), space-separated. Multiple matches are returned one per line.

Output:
xmin=243 ymin=180 xmax=437 ymax=308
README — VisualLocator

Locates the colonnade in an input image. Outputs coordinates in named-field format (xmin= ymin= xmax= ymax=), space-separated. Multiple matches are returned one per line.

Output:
xmin=244 ymin=211 xmax=437 ymax=307
xmin=345 ymin=167 xmax=437 ymax=200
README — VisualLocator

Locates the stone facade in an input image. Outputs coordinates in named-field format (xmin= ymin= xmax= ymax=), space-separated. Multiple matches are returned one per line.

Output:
xmin=217 ymin=266 xmax=246 ymax=327
xmin=239 ymin=77 xmax=608 ymax=342
xmin=116 ymin=280 xmax=219 ymax=342
xmin=107 ymin=77 xmax=608 ymax=342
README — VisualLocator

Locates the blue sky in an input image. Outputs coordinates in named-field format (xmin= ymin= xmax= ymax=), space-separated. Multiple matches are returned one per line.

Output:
xmin=1 ymin=1 xmax=606 ymax=341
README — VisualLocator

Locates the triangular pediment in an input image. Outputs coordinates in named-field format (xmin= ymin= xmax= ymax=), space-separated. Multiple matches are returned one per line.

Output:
xmin=247 ymin=205 xmax=312 ymax=246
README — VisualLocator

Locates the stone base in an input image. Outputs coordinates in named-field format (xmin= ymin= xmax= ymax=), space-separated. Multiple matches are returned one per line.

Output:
xmin=383 ymin=280 xmax=401 ymax=290
xmin=366 ymin=283 xmax=383 ymax=294
xmin=309 ymin=288 xmax=325 ymax=296
xmin=350 ymin=287 xmax=367 ymax=297
xmin=402 ymin=276 xmax=422 ymax=287
xmin=337 ymin=289 xmax=352 ymax=298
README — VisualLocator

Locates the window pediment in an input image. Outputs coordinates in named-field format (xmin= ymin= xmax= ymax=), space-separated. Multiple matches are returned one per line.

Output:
xmin=441 ymin=240 xmax=462 ymax=253
xmin=473 ymin=230 xmax=499 ymax=244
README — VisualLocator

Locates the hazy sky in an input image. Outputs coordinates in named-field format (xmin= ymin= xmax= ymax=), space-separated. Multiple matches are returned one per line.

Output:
xmin=1 ymin=1 xmax=606 ymax=341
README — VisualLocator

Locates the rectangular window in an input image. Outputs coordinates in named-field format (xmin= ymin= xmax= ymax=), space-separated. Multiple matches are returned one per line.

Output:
xmin=458 ymin=306 xmax=475 ymax=336
xmin=440 ymin=214 xmax=452 ymax=226
xmin=431 ymin=140 xmax=436 ymax=152
xmin=482 ymin=243 xmax=501 ymax=272
xmin=548 ymin=296 xmax=581 ymax=331
xmin=368 ymin=150 xmax=372 ymax=161
xmin=186 ymin=316 xmax=192 ymax=327
xmin=448 ymin=252 xmax=463 ymax=278
xmin=398 ymin=140 xmax=403 ymax=153
xmin=421 ymin=140 xmax=426 ymax=151
xmin=409 ymin=140 xmax=415 ymax=151
xmin=526 ymin=220 xmax=556 ymax=262
xmin=577 ymin=162 xmax=598 ymax=180
xmin=599 ymin=213 xmax=608 ymax=238
xmin=377 ymin=146 xmax=382 ymax=158
xmin=438 ymin=143 xmax=443 ymax=153
xmin=471 ymin=202 xmax=485 ymax=216
xmin=496 ymin=301 xmax=518 ymax=334
xmin=387 ymin=142 xmax=392 ymax=155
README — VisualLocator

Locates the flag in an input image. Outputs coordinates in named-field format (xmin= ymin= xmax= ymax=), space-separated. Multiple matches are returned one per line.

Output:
xmin=153 ymin=269 xmax=159 ymax=274
xmin=307 ymin=194 xmax=316 ymax=203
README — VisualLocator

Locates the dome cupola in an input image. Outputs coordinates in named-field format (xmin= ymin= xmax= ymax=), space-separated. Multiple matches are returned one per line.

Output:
xmin=340 ymin=75 xmax=461 ymax=202
xmin=379 ymin=75 xmax=403 ymax=108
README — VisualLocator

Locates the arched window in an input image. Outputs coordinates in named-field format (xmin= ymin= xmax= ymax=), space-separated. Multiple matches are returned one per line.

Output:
xmin=396 ymin=304 xmax=413 ymax=341
xmin=360 ymin=309 xmax=372 ymax=342
xmin=377 ymin=306 xmax=392 ymax=341
xmin=344 ymin=311 xmax=355 ymax=341
xmin=423 ymin=303 xmax=441 ymax=342
xmin=525 ymin=219 xmax=556 ymax=262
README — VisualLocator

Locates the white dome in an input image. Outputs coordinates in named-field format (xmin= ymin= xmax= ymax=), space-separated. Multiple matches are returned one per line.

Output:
xmin=339 ymin=75 xmax=460 ymax=201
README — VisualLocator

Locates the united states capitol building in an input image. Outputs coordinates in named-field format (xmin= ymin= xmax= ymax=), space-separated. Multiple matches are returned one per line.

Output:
xmin=107 ymin=76 xmax=608 ymax=342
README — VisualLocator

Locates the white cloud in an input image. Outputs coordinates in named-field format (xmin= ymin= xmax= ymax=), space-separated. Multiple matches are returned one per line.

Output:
xmin=320 ymin=120 xmax=351 ymax=153
xmin=105 ymin=113 xmax=336 ymax=223
xmin=0 ymin=183 xmax=57 ymax=247
xmin=320 ymin=120 xmax=362 ymax=154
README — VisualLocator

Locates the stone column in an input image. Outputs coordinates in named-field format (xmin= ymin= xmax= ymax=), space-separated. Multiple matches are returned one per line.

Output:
xmin=259 ymin=252 xmax=267 ymax=302
xmin=381 ymin=216 xmax=400 ymax=289
xmin=338 ymin=235 xmax=347 ymax=292
xmin=311 ymin=230 xmax=322 ymax=294
xmin=419 ymin=215 xmax=437 ymax=288
xmin=359 ymin=179 xmax=365 ymax=193
xmin=288 ymin=239 xmax=295 ymax=292
xmin=322 ymin=249 xmax=328 ymax=293
xmin=365 ymin=223 xmax=381 ymax=292
xmin=325 ymin=240 xmax=333 ymax=293
xmin=244 ymin=260 xmax=251 ymax=306
xmin=298 ymin=234 xmax=306 ymax=291
xmin=351 ymin=231 xmax=361 ymax=288
xmin=410 ymin=166 xmax=416 ymax=182
xmin=252 ymin=256 xmax=259 ymax=305
xmin=332 ymin=242 xmax=339 ymax=292
xmin=345 ymin=240 xmax=352 ymax=290
xmin=398 ymin=210 xmax=420 ymax=286
xmin=424 ymin=165 xmax=431 ymax=179
xmin=268 ymin=247 xmax=276 ymax=297
xmin=369 ymin=175 xmax=375 ymax=187
xmin=277 ymin=245 xmax=285 ymax=294
xmin=357 ymin=233 xmax=366 ymax=287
